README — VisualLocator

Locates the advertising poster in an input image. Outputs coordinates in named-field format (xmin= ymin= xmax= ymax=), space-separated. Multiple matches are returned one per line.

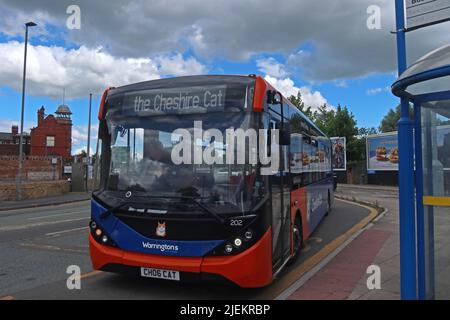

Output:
xmin=366 ymin=132 xmax=399 ymax=171
xmin=436 ymin=125 xmax=450 ymax=170
xmin=331 ymin=137 xmax=346 ymax=171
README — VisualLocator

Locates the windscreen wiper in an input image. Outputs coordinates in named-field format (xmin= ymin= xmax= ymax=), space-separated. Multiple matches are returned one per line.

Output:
xmin=100 ymin=200 xmax=140 ymax=219
xmin=99 ymin=191 xmax=158 ymax=219
xmin=184 ymin=196 xmax=225 ymax=225
xmin=142 ymin=194 xmax=226 ymax=225
xmin=99 ymin=193 xmax=225 ymax=225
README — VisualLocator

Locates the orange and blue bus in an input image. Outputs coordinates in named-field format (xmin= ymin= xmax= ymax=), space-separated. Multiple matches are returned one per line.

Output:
xmin=89 ymin=75 xmax=334 ymax=287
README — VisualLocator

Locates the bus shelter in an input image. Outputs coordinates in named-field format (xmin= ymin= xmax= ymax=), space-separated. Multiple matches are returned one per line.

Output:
xmin=392 ymin=44 xmax=450 ymax=299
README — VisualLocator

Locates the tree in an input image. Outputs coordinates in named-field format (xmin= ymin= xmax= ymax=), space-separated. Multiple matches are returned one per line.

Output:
xmin=347 ymin=127 xmax=378 ymax=163
xmin=314 ymin=104 xmax=358 ymax=140
xmin=288 ymin=91 xmax=366 ymax=162
xmin=288 ymin=92 xmax=313 ymax=119
xmin=379 ymin=104 xmax=414 ymax=132
xmin=358 ymin=127 xmax=378 ymax=137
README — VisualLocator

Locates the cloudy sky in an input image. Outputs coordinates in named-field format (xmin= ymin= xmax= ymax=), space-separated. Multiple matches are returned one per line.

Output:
xmin=0 ymin=0 xmax=449 ymax=154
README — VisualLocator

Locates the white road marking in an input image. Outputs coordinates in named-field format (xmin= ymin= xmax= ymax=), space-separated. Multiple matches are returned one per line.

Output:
xmin=19 ymin=242 xmax=86 ymax=254
xmin=45 ymin=226 xmax=89 ymax=236
xmin=27 ymin=210 xmax=87 ymax=221
xmin=0 ymin=217 xmax=90 ymax=232
xmin=0 ymin=200 xmax=90 ymax=215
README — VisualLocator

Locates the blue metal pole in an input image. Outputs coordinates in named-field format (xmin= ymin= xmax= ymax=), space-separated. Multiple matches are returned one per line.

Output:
xmin=395 ymin=0 xmax=417 ymax=300
xmin=414 ymin=102 xmax=425 ymax=299
xmin=424 ymin=109 xmax=435 ymax=299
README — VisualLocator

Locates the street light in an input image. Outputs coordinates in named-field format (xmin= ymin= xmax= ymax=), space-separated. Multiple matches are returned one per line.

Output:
xmin=85 ymin=93 xmax=92 ymax=192
xmin=17 ymin=21 xmax=37 ymax=200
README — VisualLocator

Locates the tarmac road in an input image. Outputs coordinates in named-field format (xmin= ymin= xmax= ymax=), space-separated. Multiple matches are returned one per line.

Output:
xmin=0 ymin=197 xmax=374 ymax=300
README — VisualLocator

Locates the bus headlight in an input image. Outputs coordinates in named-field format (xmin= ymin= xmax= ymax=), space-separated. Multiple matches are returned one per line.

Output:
xmin=234 ymin=238 xmax=242 ymax=247
xmin=90 ymin=220 xmax=116 ymax=247
xmin=244 ymin=230 xmax=253 ymax=240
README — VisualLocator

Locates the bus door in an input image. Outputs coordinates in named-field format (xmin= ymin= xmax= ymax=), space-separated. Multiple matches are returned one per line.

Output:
xmin=269 ymin=111 xmax=292 ymax=271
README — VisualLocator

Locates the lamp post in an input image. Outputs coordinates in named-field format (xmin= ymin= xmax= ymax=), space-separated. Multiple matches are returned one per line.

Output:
xmin=17 ymin=21 xmax=37 ymax=200
xmin=86 ymin=93 xmax=92 ymax=192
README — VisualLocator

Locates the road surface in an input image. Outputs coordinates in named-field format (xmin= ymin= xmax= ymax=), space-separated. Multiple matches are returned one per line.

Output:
xmin=0 ymin=196 xmax=374 ymax=300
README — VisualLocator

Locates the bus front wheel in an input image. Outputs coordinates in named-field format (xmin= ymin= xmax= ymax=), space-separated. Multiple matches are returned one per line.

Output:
xmin=287 ymin=217 xmax=303 ymax=266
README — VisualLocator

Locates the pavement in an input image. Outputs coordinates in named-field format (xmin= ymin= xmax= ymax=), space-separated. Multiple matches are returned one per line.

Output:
xmin=285 ymin=183 xmax=401 ymax=300
xmin=0 ymin=192 xmax=91 ymax=212
xmin=0 ymin=191 xmax=378 ymax=300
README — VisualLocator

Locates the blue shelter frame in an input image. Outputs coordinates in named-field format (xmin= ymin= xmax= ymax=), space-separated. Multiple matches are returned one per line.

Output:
xmin=393 ymin=41 xmax=450 ymax=299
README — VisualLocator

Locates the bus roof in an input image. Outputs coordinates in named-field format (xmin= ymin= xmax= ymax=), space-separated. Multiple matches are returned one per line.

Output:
xmin=101 ymin=74 xmax=328 ymax=138
xmin=107 ymin=74 xmax=256 ymax=97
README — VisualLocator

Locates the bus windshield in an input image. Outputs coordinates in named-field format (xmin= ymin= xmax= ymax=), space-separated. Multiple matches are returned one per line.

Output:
xmin=103 ymin=111 xmax=263 ymax=214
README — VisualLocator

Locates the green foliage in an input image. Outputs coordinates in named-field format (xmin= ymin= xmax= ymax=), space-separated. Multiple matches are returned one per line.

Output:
xmin=288 ymin=92 xmax=313 ymax=119
xmin=288 ymin=92 xmax=379 ymax=163
xmin=379 ymin=104 xmax=414 ymax=133
xmin=314 ymin=104 xmax=358 ymax=140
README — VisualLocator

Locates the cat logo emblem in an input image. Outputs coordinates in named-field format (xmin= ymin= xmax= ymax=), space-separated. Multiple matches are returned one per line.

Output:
xmin=156 ymin=222 xmax=166 ymax=237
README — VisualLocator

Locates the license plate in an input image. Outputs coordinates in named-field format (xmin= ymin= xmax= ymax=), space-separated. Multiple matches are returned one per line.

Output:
xmin=140 ymin=267 xmax=180 ymax=281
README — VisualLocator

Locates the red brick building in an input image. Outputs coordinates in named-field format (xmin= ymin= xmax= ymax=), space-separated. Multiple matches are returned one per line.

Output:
xmin=30 ymin=105 xmax=72 ymax=159
xmin=0 ymin=125 xmax=31 ymax=156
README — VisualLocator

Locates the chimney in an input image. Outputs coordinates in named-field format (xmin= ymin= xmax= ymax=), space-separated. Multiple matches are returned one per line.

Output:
xmin=38 ymin=106 xmax=45 ymax=126
xmin=11 ymin=125 xmax=18 ymax=135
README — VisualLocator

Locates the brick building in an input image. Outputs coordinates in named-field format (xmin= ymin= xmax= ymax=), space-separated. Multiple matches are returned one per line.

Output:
xmin=0 ymin=125 xmax=31 ymax=156
xmin=30 ymin=105 xmax=72 ymax=159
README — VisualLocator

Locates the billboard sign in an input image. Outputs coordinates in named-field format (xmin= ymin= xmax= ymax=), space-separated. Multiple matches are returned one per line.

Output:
xmin=367 ymin=132 xmax=399 ymax=171
xmin=436 ymin=125 xmax=450 ymax=170
xmin=331 ymin=137 xmax=346 ymax=171
xmin=405 ymin=0 xmax=450 ymax=31
xmin=367 ymin=126 xmax=450 ymax=171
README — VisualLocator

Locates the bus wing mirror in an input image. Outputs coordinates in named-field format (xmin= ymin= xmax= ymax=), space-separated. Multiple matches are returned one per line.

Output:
xmin=280 ymin=127 xmax=291 ymax=145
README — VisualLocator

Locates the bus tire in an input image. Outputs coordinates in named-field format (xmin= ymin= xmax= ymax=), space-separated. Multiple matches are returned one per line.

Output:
xmin=287 ymin=216 xmax=303 ymax=266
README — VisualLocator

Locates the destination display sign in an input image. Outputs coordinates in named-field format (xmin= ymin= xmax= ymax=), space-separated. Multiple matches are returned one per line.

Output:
xmin=405 ymin=0 xmax=450 ymax=31
xmin=122 ymin=85 xmax=227 ymax=116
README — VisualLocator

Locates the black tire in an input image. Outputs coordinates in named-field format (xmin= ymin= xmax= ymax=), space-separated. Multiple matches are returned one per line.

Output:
xmin=287 ymin=217 xmax=303 ymax=266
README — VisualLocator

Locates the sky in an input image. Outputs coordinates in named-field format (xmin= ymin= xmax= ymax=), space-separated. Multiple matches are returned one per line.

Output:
xmin=0 ymin=0 xmax=449 ymax=154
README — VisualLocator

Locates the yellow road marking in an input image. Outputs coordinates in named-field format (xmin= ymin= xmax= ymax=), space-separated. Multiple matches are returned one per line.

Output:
xmin=255 ymin=199 xmax=379 ymax=300
xmin=0 ymin=295 xmax=14 ymax=300
xmin=423 ymin=196 xmax=450 ymax=207
xmin=80 ymin=270 xmax=102 ymax=279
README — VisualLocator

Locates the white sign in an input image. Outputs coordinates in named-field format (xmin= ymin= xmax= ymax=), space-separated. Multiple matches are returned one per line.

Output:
xmin=123 ymin=86 xmax=226 ymax=116
xmin=405 ymin=0 xmax=450 ymax=30
xmin=64 ymin=166 xmax=72 ymax=174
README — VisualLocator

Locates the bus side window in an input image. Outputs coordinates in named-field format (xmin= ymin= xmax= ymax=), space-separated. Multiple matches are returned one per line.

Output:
xmin=289 ymin=134 xmax=303 ymax=189
xmin=302 ymin=135 xmax=312 ymax=186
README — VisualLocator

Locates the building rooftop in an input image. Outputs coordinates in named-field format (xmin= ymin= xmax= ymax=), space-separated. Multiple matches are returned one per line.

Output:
xmin=55 ymin=104 xmax=72 ymax=115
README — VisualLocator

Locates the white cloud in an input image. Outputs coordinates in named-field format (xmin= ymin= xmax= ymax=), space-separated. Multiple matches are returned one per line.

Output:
xmin=0 ymin=119 xmax=34 ymax=134
xmin=264 ymin=75 xmax=332 ymax=111
xmin=334 ymin=80 xmax=348 ymax=88
xmin=2 ymin=0 xmax=450 ymax=82
xmin=367 ymin=86 xmax=390 ymax=95
xmin=155 ymin=53 xmax=206 ymax=76
xmin=256 ymin=58 xmax=288 ymax=78
xmin=74 ymin=146 xmax=94 ymax=156
xmin=71 ymin=124 xmax=98 ymax=146
xmin=0 ymin=41 xmax=206 ymax=99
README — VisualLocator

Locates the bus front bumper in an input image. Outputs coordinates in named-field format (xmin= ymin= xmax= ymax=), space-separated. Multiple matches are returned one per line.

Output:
xmin=89 ymin=227 xmax=273 ymax=288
